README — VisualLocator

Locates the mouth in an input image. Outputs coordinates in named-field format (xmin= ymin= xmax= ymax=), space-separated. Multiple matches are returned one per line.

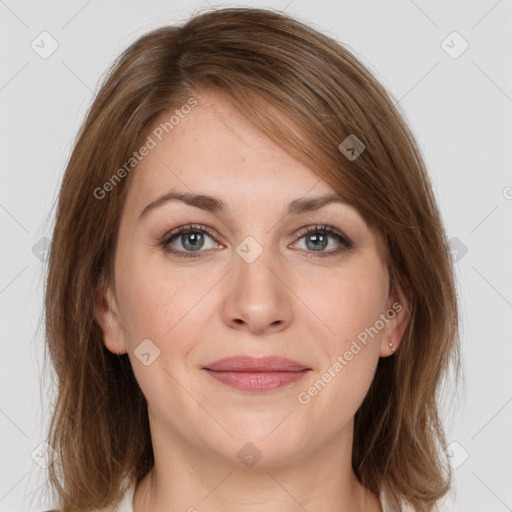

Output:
xmin=202 ymin=356 xmax=311 ymax=392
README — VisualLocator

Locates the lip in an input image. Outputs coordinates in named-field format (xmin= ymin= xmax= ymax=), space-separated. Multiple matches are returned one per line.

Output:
xmin=203 ymin=356 xmax=310 ymax=372
xmin=202 ymin=356 xmax=311 ymax=392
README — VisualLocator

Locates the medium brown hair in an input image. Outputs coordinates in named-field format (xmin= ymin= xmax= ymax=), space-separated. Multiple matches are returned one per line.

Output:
xmin=43 ymin=6 xmax=461 ymax=511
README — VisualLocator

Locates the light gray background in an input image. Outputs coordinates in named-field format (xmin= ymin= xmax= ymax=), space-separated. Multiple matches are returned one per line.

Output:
xmin=1 ymin=0 xmax=511 ymax=511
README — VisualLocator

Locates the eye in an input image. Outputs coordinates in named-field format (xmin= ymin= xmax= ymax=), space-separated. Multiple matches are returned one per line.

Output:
xmin=159 ymin=223 xmax=354 ymax=258
xmin=291 ymin=224 xmax=353 ymax=257
xmin=159 ymin=223 xmax=222 ymax=258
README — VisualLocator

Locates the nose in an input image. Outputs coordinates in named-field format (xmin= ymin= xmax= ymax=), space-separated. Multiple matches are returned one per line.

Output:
xmin=221 ymin=243 xmax=293 ymax=335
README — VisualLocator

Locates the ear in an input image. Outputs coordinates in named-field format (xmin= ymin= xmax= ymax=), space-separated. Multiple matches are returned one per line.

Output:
xmin=93 ymin=275 xmax=127 ymax=355
xmin=379 ymin=284 xmax=411 ymax=357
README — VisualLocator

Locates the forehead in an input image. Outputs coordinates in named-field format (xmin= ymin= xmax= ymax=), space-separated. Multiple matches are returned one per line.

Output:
xmin=125 ymin=90 xmax=340 ymax=212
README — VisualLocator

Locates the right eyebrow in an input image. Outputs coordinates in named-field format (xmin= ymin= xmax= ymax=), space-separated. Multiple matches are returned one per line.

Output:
xmin=138 ymin=192 xmax=227 ymax=221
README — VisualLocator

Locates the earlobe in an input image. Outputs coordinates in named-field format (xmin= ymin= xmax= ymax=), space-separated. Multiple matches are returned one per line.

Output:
xmin=93 ymin=278 xmax=127 ymax=355
xmin=380 ymin=287 xmax=412 ymax=357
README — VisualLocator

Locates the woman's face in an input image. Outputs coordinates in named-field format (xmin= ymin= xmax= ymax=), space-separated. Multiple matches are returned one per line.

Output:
xmin=96 ymin=90 xmax=408 ymax=467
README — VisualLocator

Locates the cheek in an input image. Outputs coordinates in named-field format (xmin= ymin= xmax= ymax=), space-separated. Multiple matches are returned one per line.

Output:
xmin=113 ymin=248 xmax=173 ymax=346
xmin=302 ymin=269 xmax=386 ymax=400
xmin=115 ymin=259 xmax=199 ymax=403
xmin=115 ymin=250 xmax=216 ymax=348
xmin=316 ymin=267 xmax=388 ymax=349
xmin=298 ymin=278 xmax=384 ymax=422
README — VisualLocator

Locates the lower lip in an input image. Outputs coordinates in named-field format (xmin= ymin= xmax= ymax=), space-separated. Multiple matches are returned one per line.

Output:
xmin=203 ymin=369 xmax=310 ymax=392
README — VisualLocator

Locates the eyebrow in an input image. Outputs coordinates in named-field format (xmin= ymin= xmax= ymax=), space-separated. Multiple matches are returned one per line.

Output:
xmin=138 ymin=191 xmax=348 ymax=221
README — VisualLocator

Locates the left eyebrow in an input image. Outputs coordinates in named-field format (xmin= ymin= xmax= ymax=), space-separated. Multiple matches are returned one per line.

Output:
xmin=286 ymin=193 xmax=349 ymax=215
xmin=137 ymin=191 xmax=349 ymax=221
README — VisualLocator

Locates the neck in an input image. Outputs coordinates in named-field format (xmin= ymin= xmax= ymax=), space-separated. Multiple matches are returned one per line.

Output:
xmin=132 ymin=418 xmax=381 ymax=512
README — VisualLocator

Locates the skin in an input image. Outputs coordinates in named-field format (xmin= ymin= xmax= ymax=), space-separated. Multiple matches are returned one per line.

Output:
xmin=94 ymin=89 xmax=409 ymax=512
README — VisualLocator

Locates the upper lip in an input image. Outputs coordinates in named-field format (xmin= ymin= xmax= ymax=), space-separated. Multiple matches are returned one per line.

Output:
xmin=203 ymin=356 xmax=310 ymax=372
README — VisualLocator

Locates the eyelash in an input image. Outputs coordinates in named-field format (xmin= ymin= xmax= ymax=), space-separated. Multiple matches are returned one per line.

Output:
xmin=158 ymin=223 xmax=354 ymax=259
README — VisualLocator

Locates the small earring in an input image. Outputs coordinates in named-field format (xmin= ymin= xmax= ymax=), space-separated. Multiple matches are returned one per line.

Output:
xmin=389 ymin=338 xmax=395 ymax=352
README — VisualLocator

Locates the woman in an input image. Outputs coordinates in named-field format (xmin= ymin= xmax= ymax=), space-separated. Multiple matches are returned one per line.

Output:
xmin=43 ymin=7 xmax=460 ymax=512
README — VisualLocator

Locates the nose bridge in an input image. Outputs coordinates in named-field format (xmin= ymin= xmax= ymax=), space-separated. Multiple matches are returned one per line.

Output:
xmin=221 ymin=233 xmax=292 ymax=333
xmin=236 ymin=236 xmax=279 ymax=290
